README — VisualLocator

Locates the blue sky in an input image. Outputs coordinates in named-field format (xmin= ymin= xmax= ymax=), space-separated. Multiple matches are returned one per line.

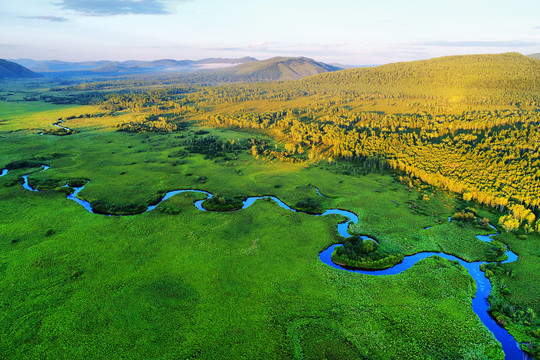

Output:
xmin=1 ymin=0 xmax=539 ymax=64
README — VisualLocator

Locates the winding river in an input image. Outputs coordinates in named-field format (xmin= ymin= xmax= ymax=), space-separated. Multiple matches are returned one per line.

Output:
xmin=38 ymin=119 xmax=71 ymax=135
xmin=52 ymin=119 xmax=71 ymax=131
xmin=2 ymin=165 xmax=528 ymax=359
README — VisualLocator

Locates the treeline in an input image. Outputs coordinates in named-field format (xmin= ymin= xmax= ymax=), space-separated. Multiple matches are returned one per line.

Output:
xmin=117 ymin=114 xmax=178 ymax=133
xmin=39 ymin=92 xmax=106 ymax=105
xmin=102 ymin=88 xmax=191 ymax=112
xmin=184 ymin=136 xmax=251 ymax=159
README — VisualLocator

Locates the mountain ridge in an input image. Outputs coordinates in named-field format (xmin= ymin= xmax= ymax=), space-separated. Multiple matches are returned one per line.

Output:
xmin=216 ymin=56 xmax=342 ymax=81
xmin=11 ymin=57 xmax=259 ymax=74
xmin=0 ymin=59 xmax=41 ymax=79
xmin=10 ymin=56 xmax=340 ymax=81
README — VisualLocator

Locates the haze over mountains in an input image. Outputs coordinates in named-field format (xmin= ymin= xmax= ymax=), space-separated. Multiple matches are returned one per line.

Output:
xmin=6 ymin=53 xmax=539 ymax=83
xmin=12 ymin=57 xmax=257 ymax=74
xmin=8 ymin=56 xmax=343 ymax=81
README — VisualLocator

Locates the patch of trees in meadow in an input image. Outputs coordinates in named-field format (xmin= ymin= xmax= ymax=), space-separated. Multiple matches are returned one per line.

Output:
xmin=201 ymin=195 xmax=243 ymax=211
xmin=332 ymin=235 xmax=405 ymax=270
xmin=117 ymin=114 xmax=179 ymax=133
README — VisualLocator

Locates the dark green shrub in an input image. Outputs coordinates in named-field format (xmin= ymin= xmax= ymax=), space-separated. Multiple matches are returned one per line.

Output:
xmin=91 ymin=200 xmax=147 ymax=215
xmin=68 ymin=178 xmax=88 ymax=187
xmin=294 ymin=197 xmax=323 ymax=214
xmin=332 ymin=235 xmax=404 ymax=270
xmin=202 ymin=195 xmax=243 ymax=211
xmin=3 ymin=178 xmax=22 ymax=187
xmin=5 ymin=160 xmax=42 ymax=170
xmin=29 ymin=178 xmax=63 ymax=191
xmin=159 ymin=206 xmax=181 ymax=215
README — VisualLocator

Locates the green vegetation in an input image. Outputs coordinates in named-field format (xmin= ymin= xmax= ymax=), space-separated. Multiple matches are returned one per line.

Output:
xmin=1 ymin=52 xmax=539 ymax=358
xmin=0 ymin=59 xmax=40 ymax=79
xmin=332 ymin=235 xmax=405 ymax=270
xmin=0 ymin=184 xmax=503 ymax=359
xmin=193 ymin=54 xmax=540 ymax=237
xmin=482 ymin=261 xmax=540 ymax=357
xmin=117 ymin=114 xmax=179 ymax=133
xmin=201 ymin=194 xmax=243 ymax=211
xmin=294 ymin=197 xmax=324 ymax=214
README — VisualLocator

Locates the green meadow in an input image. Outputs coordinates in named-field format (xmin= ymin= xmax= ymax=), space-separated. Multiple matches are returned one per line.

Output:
xmin=0 ymin=94 xmax=537 ymax=358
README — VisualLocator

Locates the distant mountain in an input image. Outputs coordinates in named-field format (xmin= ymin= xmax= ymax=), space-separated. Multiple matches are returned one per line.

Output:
xmin=222 ymin=57 xmax=341 ymax=81
xmin=0 ymin=59 xmax=41 ymax=79
xmin=9 ymin=56 xmax=338 ymax=81
xmin=11 ymin=57 xmax=258 ymax=75
xmin=528 ymin=53 xmax=540 ymax=60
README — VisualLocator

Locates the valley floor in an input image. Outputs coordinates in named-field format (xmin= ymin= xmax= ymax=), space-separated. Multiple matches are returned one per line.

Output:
xmin=0 ymin=97 xmax=538 ymax=359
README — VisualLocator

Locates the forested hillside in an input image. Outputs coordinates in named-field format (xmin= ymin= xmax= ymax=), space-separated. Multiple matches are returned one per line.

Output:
xmin=0 ymin=59 xmax=40 ymax=79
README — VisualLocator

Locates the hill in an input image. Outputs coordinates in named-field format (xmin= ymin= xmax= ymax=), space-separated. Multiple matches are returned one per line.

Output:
xmin=302 ymin=52 xmax=540 ymax=102
xmin=170 ymin=56 xmax=341 ymax=84
xmin=529 ymin=53 xmax=540 ymax=60
xmin=222 ymin=56 xmax=341 ymax=80
xmin=0 ymin=59 xmax=41 ymax=79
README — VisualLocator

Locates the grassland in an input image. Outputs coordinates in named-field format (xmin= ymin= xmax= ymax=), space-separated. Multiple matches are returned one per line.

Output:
xmin=1 ymin=94 xmax=537 ymax=358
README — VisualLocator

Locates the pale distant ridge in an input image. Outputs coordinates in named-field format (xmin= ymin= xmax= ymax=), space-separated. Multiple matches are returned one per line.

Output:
xmin=9 ymin=56 xmax=339 ymax=81
xmin=11 ymin=57 xmax=258 ymax=75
